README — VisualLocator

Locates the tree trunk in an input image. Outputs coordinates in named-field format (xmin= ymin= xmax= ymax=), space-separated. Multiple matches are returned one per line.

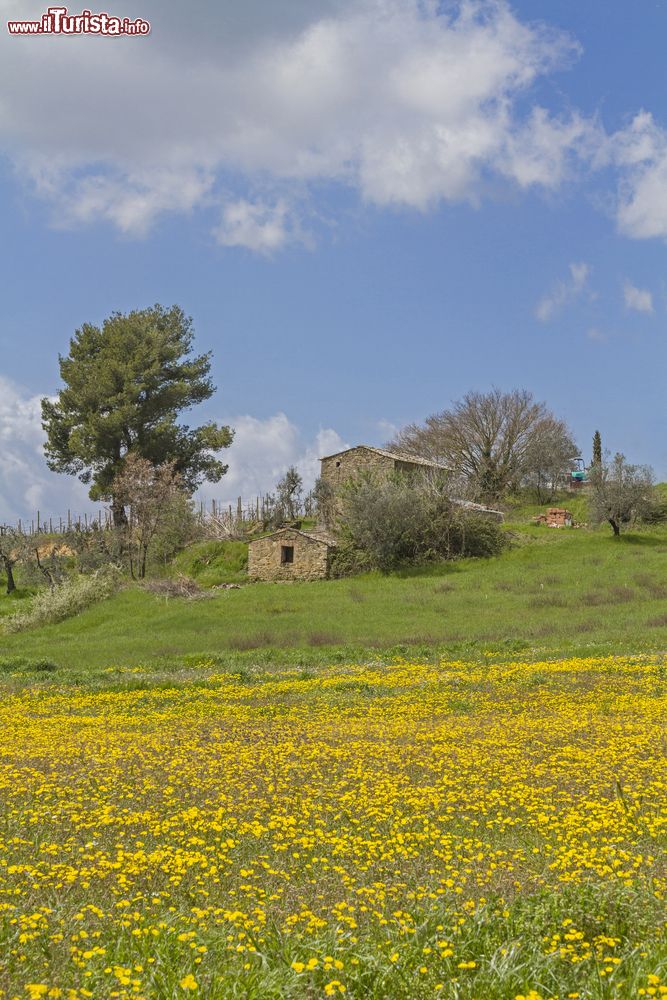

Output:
xmin=3 ymin=557 xmax=16 ymax=595
xmin=608 ymin=518 xmax=620 ymax=536
xmin=34 ymin=548 xmax=56 ymax=590
xmin=111 ymin=496 xmax=128 ymax=528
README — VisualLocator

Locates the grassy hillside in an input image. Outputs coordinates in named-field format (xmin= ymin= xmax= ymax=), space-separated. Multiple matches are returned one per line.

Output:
xmin=2 ymin=517 xmax=667 ymax=674
xmin=170 ymin=539 xmax=248 ymax=585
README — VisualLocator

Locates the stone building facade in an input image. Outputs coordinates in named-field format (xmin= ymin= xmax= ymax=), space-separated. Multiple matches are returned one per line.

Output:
xmin=320 ymin=445 xmax=447 ymax=492
xmin=248 ymin=527 xmax=337 ymax=582
xmin=318 ymin=445 xmax=451 ymax=525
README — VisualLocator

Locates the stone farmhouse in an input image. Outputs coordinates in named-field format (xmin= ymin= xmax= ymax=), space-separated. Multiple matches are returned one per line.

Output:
xmin=247 ymin=526 xmax=338 ymax=582
xmin=249 ymin=444 xmax=498 ymax=583
xmin=319 ymin=445 xmax=503 ymax=523
xmin=319 ymin=444 xmax=449 ymax=492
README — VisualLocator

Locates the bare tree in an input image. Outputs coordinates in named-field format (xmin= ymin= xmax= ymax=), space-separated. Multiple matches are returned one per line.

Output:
xmin=392 ymin=388 xmax=576 ymax=504
xmin=113 ymin=455 xmax=188 ymax=578
xmin=522 ymin=417 xmax=579 ymax=502
xmin=588 ymin=452 xmax=655 ymax=536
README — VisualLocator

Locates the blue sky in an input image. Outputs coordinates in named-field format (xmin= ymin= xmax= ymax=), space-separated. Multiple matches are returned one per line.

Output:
xmin=1 ymin=0 xmax=666 ymax=519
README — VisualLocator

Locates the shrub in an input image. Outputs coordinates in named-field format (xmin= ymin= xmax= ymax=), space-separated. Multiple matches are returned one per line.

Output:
xmin=329 ymin=542 xmax=373 ymax=579
xmin=338 ymin=473 xmax=506 ymax=573
xmin=4 ymin=567 xmax=121 ymax=633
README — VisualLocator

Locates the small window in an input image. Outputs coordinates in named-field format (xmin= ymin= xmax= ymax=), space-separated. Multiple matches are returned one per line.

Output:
xmin=281 ymin=545 xmax=294 ymax=564
xmin=335 ymin=460 xmax=341 ymax=467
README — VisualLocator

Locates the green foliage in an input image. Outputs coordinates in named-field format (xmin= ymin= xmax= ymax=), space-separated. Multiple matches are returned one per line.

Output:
xmin=313 ymin=476 xmax=336 ymax=527
xmin=61 ymin=524 xmax=125 ymax=574
xmin=592 ymin=429 xmax=602 ymax=466
xmin=149 ymin=492 xmax=200 ymax=569
xmin=170 ymin=540 xmax=248 ymax=586
xmin=340 ymin=472 xmax=506 ymax=572
xmin=329 ymin=541 xmax=373 ymax=579
xmin=588 ymin=452 xmax=656 ymax=535
xmin=41 ymin=304 xmax=234 ymax=513
xmin=274 ymin=465 xmax=303 ymax=522
xmin=641 ymin=481 xmax=667 ymax=523
xmin=4 ymin=566 xmax=121 ymax=633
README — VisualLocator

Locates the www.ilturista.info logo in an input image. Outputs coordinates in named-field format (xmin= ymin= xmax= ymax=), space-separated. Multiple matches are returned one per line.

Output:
xmin=7 ymin=6 xmax=150 ymax=35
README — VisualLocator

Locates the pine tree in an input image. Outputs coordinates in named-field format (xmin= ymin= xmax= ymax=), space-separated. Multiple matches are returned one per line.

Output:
xmin=42 ymin=304 xmax=233 ymax=526
xmin=592 ymin=430 xmax=602 ymax=467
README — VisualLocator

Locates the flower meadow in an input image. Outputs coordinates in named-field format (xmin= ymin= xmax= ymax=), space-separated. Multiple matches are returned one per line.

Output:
xmin=0 ymin=657 xmax=665 ymax=999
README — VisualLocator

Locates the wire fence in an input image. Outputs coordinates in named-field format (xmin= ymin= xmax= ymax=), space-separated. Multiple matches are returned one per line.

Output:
xmin=0 ymin=493 xmax=316 ymax=538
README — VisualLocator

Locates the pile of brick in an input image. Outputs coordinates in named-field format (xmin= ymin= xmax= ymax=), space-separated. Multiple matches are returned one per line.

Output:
xmin=534 ymin=508 xmax=574 ymax=528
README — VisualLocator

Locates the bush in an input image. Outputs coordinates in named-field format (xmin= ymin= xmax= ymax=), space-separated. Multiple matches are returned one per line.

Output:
xmin=4 ymin=567 xmax=121 ymax=633
xmin=329 ymin=542 xmax=374 ymax=579
xmin=339 ymin=473 xmax=506 ymax=573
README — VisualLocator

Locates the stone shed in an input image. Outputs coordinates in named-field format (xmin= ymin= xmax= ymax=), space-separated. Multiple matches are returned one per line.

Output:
xmin=320 ymin=445 xmax=448 ymax=492
xmin=248 ymin=527 xmax=338 ymax=582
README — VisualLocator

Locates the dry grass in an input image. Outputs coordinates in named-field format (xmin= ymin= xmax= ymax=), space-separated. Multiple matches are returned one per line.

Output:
xmin=143 ymin=575 xmax=210 ymax=600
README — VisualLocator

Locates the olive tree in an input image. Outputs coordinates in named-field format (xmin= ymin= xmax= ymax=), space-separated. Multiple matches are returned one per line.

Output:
xmin=0 ymin=528 xmax=20 ymax=594
xmin=588 ymin=452 xmax=655 ymax=536
xmin=336 ymin=472 xmax=506 ymax=573
xmin=275 ymin=466 xmax=303 ymax=521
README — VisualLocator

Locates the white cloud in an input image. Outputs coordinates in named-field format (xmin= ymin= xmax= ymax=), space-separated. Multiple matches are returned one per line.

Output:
xmin=206 ymin=414 xmax=348 ymax=502
xmin=606 ymin=111 xmax=667 ymax=240
xmin=623 ymin=280 xmax=654 ymax=314
xmin=0 ymin=377 xmax=347 ymax=521
xmin=377 ymin=418 xmax=400 ymax=442
xmin=0 ymin=375 xmax=91 ymax=523
xmin=54 ymin=168 xmax=214 ymax=237
xmin=586 ymin=327 xmax=607 ymax=344
xmin=0 ymin=0 xmax=591 ymax=244
xmin=535 ymin=261 xmax=590 ymax=322
xmin=214 ymin=199 xmax=296 ymax=253
xmin=500 ymin=106 xmax=598 ymax=189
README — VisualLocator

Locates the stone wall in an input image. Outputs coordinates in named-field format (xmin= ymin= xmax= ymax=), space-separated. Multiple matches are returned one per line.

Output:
xmin=320 ymin=447 xmax=397 ymax=492
xmin=248 ymin=529 xmax=332 ymax=581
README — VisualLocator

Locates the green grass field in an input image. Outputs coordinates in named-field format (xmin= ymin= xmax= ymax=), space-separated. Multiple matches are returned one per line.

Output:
xmin=2 ymin=515 xmax=667 ymax=677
